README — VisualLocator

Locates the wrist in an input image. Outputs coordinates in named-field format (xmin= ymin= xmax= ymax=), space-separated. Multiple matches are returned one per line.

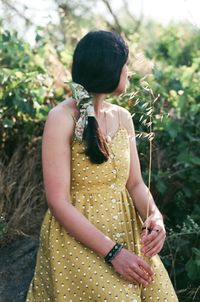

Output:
xmin=98 ymin=240 xmax=116 ymax=258
xmin=104 ymin=243 xmax=123 ymax=265
xmin=149 ymin=210 xmax=164 ymax=222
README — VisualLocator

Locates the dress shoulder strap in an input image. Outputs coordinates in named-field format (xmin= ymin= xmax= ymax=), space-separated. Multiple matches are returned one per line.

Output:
xmin=117 ymin=106 xmax=122 ymax=128
xmin=71 ymin=114 xmax=77 ymax=125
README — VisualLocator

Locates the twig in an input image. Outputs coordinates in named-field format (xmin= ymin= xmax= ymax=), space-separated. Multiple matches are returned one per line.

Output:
xmin=2 ymin=0 xmax=35 ymax=26
xmin=122 ymin=0 xmax=144 ymax=32
xmin=101 ymin=0 xmax=123 ymax=33
xmin=193 ymin=286 xmax=200 ymax=301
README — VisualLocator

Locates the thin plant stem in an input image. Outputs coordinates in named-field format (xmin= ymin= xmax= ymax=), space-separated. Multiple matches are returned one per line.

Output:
xmin=139 ymin=89 xmax=154 ymax=292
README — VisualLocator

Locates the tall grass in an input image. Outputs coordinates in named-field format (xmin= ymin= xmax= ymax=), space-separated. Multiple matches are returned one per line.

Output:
xmin=0 ymin=138 xmax=47 ymax=246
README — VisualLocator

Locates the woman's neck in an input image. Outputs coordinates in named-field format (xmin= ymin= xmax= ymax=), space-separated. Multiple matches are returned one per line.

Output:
xmin=92 ymin=94 xmax=107 ymax=118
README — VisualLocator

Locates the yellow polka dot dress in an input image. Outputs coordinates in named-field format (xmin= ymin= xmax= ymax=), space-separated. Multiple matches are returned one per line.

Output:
xmin=26 ymin=126 xmax=179 ymax=301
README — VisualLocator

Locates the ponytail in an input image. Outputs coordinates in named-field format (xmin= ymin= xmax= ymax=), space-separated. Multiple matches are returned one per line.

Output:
xmin=83 ymin=117 xmax=109 ymax=164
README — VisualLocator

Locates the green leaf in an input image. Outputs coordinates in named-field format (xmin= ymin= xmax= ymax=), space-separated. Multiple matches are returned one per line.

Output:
xmin=192 ymin=248 xmax=200 ymax=258
xmin=189 ymin=155 xmax=200 ymax=166
xmin=185 ymin=259 xmax=200 ymax=280
xmin=2 ymin=118 xmax=13 ymax=128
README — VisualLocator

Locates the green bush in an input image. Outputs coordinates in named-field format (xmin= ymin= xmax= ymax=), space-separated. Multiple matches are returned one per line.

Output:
xmin=126 ymin=25 xmax=200 ymax=300
xmin=0 ymin=24 xmax=199 ymax=300
xmin=0 ymin=28 xmax=63 ymax=157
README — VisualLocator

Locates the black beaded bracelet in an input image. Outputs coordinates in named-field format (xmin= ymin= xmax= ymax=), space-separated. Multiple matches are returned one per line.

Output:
xmin=104 ymin=243 xmax=123 ymax=265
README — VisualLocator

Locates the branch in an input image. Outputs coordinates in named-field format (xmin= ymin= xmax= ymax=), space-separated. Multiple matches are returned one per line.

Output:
xmin=101 ymin=0 xmax=123 ymax=33
xmin=1 ymin=0 xmax=35 ymax=26
xmin=122 ymin=0 xmax=136 ymax=21
xmin=122 ymin=0 xmax=144 ymax=32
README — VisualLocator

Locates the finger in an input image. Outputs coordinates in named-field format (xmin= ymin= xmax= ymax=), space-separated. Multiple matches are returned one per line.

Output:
xmin=140 ymin=230 xmax=153 ymax=244
xmin=138 ymin=258 xmax=154 ymax=277
xmin=141 ymin=227 xmax=152 ymax=237
xmin=142 ymin=219 xmax=157 ymax=232
xmin=141 ymin=227 xmax=165 ymax=245
xmin=128 ymin=265 xmax=151 ymax=282
xmin=147 ymin=220 xmax=157 ymax=231
xmin=143 ymin=232 xmax=166 ymax=256
xmin=127 ymin=269 xmax=151 ymax=286
xmin=141 ymin=231 xmax=164 ymax=254
xmin=141 ymin=228 xmax=159 ymax=243
xmin=120 ymin=271 xmax=140 ymax=284
xmin=131 ymin=265 xmax=152 ymax=282
xmin=145 ymin=241 xmax=164 ymax=257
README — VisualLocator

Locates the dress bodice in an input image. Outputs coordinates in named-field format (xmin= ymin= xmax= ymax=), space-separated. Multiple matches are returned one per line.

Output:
xmin=70 ymin=127 xmax=130 ymax=194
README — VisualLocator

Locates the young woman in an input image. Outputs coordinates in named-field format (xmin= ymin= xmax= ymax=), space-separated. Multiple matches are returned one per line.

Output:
xmin=26 ymin=30 xmax=178 ymax=301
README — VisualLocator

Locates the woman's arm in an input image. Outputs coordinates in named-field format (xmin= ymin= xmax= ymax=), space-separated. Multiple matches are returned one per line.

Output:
xmin=42 ymin=106 xmax=115 ymax=257
xmin=121 ymin=108 xmax=166 ymax=257
xmin=42 ymin=105 xmax=154 ymax=284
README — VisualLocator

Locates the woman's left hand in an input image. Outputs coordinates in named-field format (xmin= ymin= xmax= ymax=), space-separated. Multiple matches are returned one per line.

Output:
xmin=140 ymin=214 xmax=166 ymax=258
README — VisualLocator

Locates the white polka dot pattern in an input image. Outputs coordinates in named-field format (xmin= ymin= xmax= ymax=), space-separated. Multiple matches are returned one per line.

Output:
xmin=26 ymin=128 xmax=179 ymax=302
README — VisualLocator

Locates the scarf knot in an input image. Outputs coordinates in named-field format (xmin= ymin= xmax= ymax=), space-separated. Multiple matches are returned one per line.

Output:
xmin=69 ymin=82 xmax=95 ymax=142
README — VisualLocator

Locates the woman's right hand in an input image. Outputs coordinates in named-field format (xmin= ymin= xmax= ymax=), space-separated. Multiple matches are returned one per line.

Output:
xmin=111 ymin=248 xmax=154 ymax=285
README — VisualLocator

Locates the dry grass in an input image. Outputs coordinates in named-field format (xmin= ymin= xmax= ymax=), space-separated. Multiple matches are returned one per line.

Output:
xmin=0 ymin=137 xmax=47 ymax=246
xmin=177 ymin=287 xmax=200 ymax=302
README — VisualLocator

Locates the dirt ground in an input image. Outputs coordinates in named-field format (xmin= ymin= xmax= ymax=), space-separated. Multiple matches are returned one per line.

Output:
xmin=0 ymin=237 xmax=39 ymax=302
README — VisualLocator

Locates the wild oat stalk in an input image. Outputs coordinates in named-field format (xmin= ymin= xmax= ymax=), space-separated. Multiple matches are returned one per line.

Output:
xmin=141 ymin=82 xmax=157 ymax=290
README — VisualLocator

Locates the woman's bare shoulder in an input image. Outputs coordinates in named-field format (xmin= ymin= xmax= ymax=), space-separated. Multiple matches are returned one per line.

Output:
xmin=105 ymin=102 xmax=134 ymax=136
xmin=105 ymin=102 xmax=131 ymax=119
xmin=49 ymin=98 xmax=78 ymax=119
xmin=43 ymin=98 xmax=78 ymax=140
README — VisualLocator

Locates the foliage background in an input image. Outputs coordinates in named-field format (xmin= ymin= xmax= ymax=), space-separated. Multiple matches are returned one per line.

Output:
xmin=0 ymin=1 xmax=199 ymax=301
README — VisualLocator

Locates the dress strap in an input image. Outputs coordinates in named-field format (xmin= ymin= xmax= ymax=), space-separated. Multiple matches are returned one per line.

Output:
xmin=70 ymin=114 xmax=77 ymax=145
xmin=70 ymin=114 xmax=77 ymax=125
xmin=118 ymin=107 xmax=122 ymax=128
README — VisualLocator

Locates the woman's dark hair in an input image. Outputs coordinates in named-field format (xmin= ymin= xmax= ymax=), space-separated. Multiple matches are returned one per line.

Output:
xmin=71 ymin=30 xmax=129 ymax=164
